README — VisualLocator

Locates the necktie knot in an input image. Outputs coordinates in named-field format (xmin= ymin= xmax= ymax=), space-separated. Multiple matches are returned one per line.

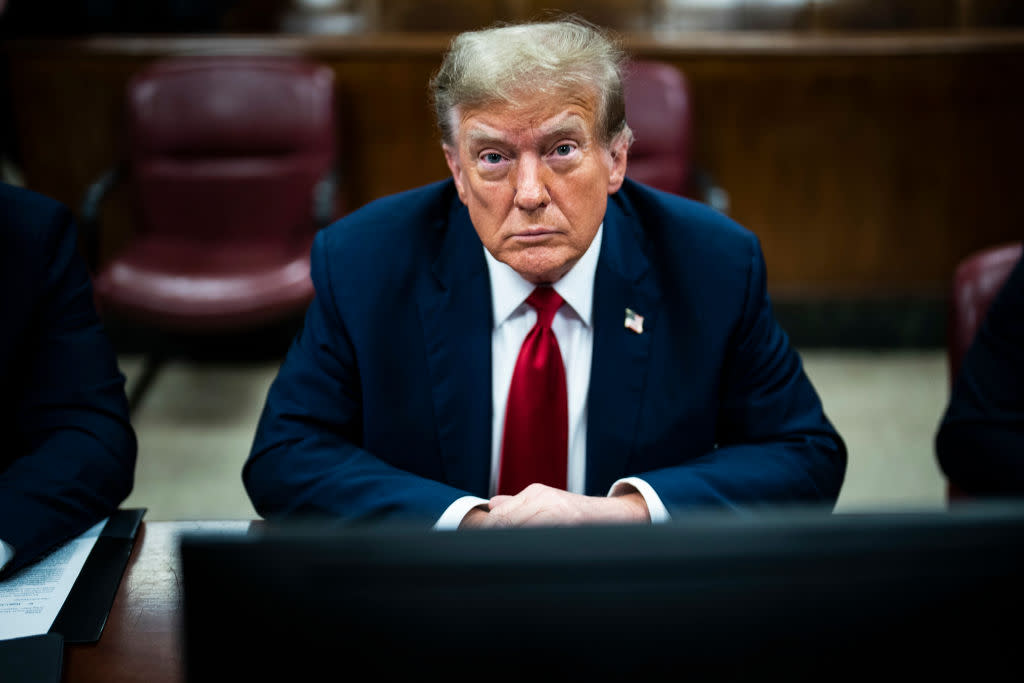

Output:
xmin=526 ymin=287 xmax=563 ymax=328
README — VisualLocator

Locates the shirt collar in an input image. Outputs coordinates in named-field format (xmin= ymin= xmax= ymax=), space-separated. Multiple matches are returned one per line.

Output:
xmin=484 ymin=223 xmax=603 ymax=328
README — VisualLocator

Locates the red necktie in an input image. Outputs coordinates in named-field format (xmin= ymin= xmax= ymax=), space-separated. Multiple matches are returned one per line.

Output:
xmin=497 ymin=287 xmax=568 ymax=496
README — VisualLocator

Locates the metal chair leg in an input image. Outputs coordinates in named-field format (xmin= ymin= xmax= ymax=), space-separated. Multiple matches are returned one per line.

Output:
xmin=128 ymin=352 xmax=165 ymax=414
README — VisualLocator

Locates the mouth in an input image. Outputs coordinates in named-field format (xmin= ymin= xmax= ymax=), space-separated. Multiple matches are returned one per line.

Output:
xmin=509 ymin=228 xmax=560 ymax=243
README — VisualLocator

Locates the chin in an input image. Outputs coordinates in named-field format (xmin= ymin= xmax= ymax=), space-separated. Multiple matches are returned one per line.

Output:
xmin=515 ymin=263 xmax=570 ymax=285
xmin=501 ymin=245 xmax=576 ymax=284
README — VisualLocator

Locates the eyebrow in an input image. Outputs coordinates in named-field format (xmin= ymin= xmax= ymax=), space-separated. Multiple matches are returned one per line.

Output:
xmin=464 ymin=116 xmax=589 ymax=149
xmin=541 ymin=121 xmax=588 ymax=141
xmin=465 ymin=129 xmax=507 ymax=148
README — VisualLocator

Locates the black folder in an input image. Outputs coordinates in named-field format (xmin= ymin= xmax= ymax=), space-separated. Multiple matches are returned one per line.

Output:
xmin=49 ymin=507 xmax=146 ymax=644
xmin=0 ymin=633 xmax=63 ymax=683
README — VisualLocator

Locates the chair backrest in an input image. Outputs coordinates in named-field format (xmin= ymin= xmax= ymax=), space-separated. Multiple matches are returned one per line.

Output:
xmin=127 ymin=56 xmax=336 ymax=245
xmin=947 ymin=242 xmax=1023 ymax=383
xmin=622 ymin=60 xmax=694 ymax=196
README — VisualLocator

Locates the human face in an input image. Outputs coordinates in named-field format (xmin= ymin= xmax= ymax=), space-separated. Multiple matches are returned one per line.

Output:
xmin=443 ymin=90 xmax=628 ymax=284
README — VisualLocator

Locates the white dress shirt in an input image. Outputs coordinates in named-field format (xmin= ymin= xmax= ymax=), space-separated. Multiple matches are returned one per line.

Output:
xmin=435 ymin=224 xmax=670 ymax=529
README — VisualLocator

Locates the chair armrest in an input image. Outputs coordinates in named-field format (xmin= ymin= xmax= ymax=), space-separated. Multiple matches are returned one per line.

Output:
xmin=79 ymin=165 xmax=125 ymax=271
xmin=689 ymin=166 xmax=731 ymax=215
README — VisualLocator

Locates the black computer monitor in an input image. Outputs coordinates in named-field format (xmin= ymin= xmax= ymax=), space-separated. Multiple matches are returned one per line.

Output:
xmin=180 ymin=503 xmax=1024 ymax=681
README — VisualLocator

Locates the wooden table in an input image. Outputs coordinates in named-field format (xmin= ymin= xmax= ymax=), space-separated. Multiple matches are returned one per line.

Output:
xmin=63 ymin=521 xmax=253 ymax=683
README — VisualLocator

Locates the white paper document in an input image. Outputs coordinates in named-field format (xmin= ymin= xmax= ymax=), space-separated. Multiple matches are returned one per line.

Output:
xmin=0 ymin=517 xmax=108 ymax=640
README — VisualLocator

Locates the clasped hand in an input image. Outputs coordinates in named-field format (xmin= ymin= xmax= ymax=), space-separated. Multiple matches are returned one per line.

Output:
xmin=460 ymin=483 xmax=650 ymax=529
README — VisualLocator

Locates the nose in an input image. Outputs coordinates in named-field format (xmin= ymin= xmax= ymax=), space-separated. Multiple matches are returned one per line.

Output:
xmin=512 ymin=155 xmax=550 ymax=211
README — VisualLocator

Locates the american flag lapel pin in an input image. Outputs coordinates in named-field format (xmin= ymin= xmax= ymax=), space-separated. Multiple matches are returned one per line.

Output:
xmin=624 ymin=308 xmax=644 ymax=334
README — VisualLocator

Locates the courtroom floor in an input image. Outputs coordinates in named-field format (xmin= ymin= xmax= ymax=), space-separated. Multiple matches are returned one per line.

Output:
xmin=117 ymin=348 xmax=952 ymax=521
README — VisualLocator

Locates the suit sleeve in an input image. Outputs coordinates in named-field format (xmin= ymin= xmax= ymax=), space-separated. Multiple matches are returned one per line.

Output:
xmin=936 ymin=256 xmax=1024 ymax=495
xmin=0 ymin=203 xmax=136 ymax=576
xmin=243 ymin=230 xmax=475 ymax=524
xmin=642 ymin=237 xmax=847 ymax=511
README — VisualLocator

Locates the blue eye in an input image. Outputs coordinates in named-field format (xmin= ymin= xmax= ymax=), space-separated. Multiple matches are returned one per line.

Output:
xmin=555 ymin=144 xmax=574 ymax=156
xmin=483 ymin=152 xmax=503 ymax=164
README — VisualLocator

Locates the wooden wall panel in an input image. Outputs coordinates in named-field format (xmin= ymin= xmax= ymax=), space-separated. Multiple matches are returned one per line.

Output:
xmin=5 ymin=54 xmax=152 ymax=262
xmin=330 ymin=56 xmax=450 ymax=204
xmin=658 ymin=50 xmax=1024 ymax=294
xmin=810 ymin=0 xmax=961 ymax=30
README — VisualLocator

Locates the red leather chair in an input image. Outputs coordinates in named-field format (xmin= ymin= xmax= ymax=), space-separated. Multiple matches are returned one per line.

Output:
xmin=945 ymin=241 xmax=1023 ymax=500
xmin=623 ymin=60 xmax=729 ymax=213
xmin=80 ymin=56 xmax=338 ymax=409
xmin=948 ymin=242 xmax=1023 ymax=382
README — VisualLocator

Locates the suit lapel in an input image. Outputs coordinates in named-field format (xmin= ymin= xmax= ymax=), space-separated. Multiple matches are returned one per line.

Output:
xmin=417 ymin=196 xmax=493 ymax=497
xmin=586 ymin=193 xmax=660 ymax=494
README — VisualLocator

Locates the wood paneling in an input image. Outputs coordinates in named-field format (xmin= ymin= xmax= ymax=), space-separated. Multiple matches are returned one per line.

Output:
xmin=3 ymin=30 xmax=1023 ymax=297
xmin=656 ymin=48 xmax=1024 ymax=295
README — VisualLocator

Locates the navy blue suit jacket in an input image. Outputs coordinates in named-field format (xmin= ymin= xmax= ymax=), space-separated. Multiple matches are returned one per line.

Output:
xmin=244 ymin=179 xmax=846 ymax=522
xmin=937 ymin=253 xmax=1024 ymax=495
xmin=0 ymin=183 xmax=136 ymax=576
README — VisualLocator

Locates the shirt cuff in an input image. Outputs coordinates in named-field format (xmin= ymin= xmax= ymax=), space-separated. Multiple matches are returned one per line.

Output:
xmin=434 ymin=496 xmax=490 ymax=530
xmin=609 ymin=477 xmax=671 ymax=523
xmin=0 ymin=538 xmax=14 ymax=572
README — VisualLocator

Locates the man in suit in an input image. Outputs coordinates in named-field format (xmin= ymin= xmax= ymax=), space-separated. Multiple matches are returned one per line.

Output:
xmin=243 ymin=18 xmax=846 ymax=529
xmin=936 ymin=251 xmax=1024 ymax=495
xmin=0 ymin=182 xmax=136 ymax=576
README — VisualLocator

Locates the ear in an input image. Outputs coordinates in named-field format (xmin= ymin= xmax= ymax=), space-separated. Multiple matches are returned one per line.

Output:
xmin=443 ymin=144 xmax=468 ymax=202
xmin=606 ymin=132 xmax=629 ymax=194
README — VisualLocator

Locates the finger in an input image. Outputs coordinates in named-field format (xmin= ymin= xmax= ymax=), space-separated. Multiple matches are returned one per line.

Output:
xmin=503 ymin=491 xmax=597 ymax=527
xmin=488 ymin=495 xmax=513 ymax=509
xmin=489 ymin=487 xmax=574 ymax=526
xmin=489 ymin=490 xmax=530 ymax=516
xmin=495 ymin=498 xmax=562 ymax=527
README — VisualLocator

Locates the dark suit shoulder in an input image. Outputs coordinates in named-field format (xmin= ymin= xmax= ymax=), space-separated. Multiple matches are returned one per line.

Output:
xmin=615 ymin=178 xmax=760 ymax=268
xmin=0 ymin=182 xmax=67 ymax=218
xmin=0 ymin=182 xmax=71 ymax=250
xmin=0 ymin=183 xmax=78 ymax=296
xmin=309 ymin=179 xmax=460 ymax=302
